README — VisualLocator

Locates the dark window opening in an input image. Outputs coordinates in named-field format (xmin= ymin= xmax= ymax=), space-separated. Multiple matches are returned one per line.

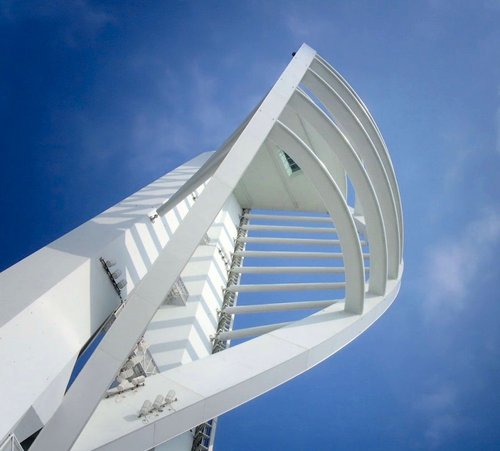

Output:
xmin=279 ymin=151 xmax=301 ymax=175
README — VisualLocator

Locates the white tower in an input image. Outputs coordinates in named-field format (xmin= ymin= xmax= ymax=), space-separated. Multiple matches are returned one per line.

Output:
xmin=0 ymin=44 xmax=403 ymax=451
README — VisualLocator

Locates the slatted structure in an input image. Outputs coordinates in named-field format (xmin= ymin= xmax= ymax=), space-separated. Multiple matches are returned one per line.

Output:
xmin=219 ymin=211 xmax=357 ymax=342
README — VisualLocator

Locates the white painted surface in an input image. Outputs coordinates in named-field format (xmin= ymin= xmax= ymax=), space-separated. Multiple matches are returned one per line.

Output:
xmin=2 ymin=43 xmax=404 ymax=451
xmin=0 ymin=152 xmax=213 ymax=442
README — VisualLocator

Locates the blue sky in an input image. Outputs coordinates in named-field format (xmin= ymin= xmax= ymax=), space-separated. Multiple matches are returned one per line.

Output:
xmin=1 ymin=1 xmax=500 ymax=450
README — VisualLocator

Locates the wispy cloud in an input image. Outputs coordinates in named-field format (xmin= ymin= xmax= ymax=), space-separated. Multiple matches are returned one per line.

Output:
xmin=416 ymin=384 xmax=469 ymax=448
xmin=425 ymin=412 xmax=464 ymax=448
xmin=123 ymin=56 xmax=263 ymax=174
xmin=418 ymin=385 xmax=456 ymax=412
xmin=125 ymin=62 xmax=228 ymax=172
xmin=285 ymin=13 xmax=312 ymax=40
xmin=422 ymin=210 xmax=500 ymax=320
xmin=284 ymin=8 xmax=335 ymax=43
xmin=188 ymin=63 xmax=227 ymax=136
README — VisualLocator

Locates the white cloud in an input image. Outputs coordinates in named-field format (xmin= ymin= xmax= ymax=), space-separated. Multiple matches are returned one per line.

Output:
xmin=285 ymin=13 xmax=312 ymax=39
xmin=425 ymin=412 xmax=463 ymax=448
xmin=416 ymin=384 xmax=468 ymax=448
xmin=284 ymin=8 xmax=335 ymax=43
xmin=423 ymin=210 xmax=500 ymax=320
xmin=123 ymin=56 xmax=265 ymax=174
xmin=189 ymin=63 xmax=227 ymax=135
xmin=418 ymin=385 xmax=456 ymax=412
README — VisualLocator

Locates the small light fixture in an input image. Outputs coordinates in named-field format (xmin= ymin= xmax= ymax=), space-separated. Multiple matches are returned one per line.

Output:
xmin=117 ymin=280 xmax=127 ymax=289
xmin=153 ymin=395 xmax=164 ymax=411
xmin=165 ymin=389 xmax=177 ymax=405
xmin=139 ymin=400 xmax=152 ymax=417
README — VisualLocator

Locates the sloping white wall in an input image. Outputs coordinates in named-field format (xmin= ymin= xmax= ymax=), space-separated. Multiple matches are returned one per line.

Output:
xmin=0 ymin=152 xmax=213 ymax=443
xmin=149 ymin=194 xmax=241 ymax=451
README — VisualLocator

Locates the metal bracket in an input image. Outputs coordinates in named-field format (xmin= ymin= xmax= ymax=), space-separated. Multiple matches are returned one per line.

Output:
xmin=99 ymin=257 xmax=126 ymax=301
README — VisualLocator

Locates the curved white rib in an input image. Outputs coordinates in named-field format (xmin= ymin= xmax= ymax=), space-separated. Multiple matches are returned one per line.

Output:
xmin=314 ymin=55 xmax=396 ymax=190
xmin=313 ymin=55 xmax=404 ymax=262
xmin=279 ymin=107 xmax=347 ymax=197
xmin=268 ymin=121 xmax=365 ymax=313
xmin=284 ymin=90 xmax=388 ymax=295
xmin=302 ymin=69 xmax=400 ymax=278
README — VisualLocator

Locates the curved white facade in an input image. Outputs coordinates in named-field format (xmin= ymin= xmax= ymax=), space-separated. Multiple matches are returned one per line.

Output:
xmin=0 ymin=44 xmax=403 ymax=451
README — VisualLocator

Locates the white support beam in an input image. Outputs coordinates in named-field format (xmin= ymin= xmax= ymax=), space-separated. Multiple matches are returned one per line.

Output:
xmin=244 ymin=213 xmax=333 ymax=223
xmin=224 ymin=300 xmax=338 ymax=314
xmin=241 ymin=224 xmax=336 ymax=234
xmin=239 ymin=236 xmax=367 ymax=246
xmin=234 ymin=250 xmax=358 ymax=259
xmin=226 ymin=282 xmax=345 ymax=293
xmin=217 ymin=322 xmax=290 ymax=341
xmin=237 ymin=236 xmax=346 ymax=245
xmin=230 ymin=266 xmax=346 ymax=274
